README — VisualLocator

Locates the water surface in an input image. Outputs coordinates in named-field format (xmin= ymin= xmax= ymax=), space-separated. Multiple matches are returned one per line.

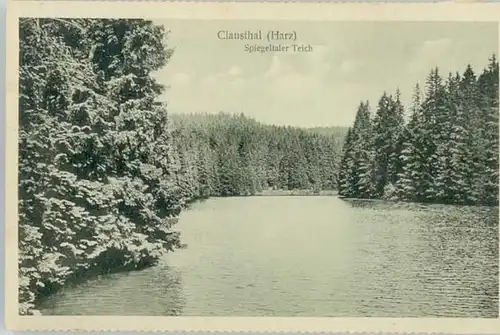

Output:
xmin=39 ymin=196 xmax=499 ymax=317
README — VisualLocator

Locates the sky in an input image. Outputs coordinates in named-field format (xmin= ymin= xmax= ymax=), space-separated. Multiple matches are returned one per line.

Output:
xmin=153 ymin=20 xmax=498 ymax=127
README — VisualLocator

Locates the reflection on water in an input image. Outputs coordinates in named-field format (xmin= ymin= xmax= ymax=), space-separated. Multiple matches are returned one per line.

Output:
xmin=38 ymin=264 xmax=185 ymax=315
xmin=39 ymin=197 xmax=499 ymax=317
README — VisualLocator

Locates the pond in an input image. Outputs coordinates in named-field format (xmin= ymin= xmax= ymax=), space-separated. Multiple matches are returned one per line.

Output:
xmin=39 ymin=196 xmax=499 ymax=317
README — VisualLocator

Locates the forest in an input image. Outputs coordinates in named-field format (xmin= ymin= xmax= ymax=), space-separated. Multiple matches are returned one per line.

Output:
xmin=169 ymin=113 xmax=344 ymax=199
xmin=338 ymin=58 xmax=499 ymax=206
xmin=17 ymin=18 xmax=499 ymax=315
xmin=17 ymin=18 xmax=344 ymax=314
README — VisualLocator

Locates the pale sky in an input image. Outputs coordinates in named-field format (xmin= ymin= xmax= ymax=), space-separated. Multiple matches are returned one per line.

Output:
xmin=153 ymin=20 xmax=497 ymax=127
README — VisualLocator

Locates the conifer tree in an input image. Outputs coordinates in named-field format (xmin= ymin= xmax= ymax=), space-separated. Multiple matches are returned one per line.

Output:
xmin=431 ymin=73 xmax=463 ymax=203
xmin=338 ymin=101 xmax=375 ymax=198
xmin=18 ymin=18 xmax=183 ymax=314
xmin=477 ymin=55 xmax=499 ymax=205
xmin=372 ymin=91 xmax=405 ymax=198
xmin=338 ymin=128 xmax=354 ymax=196
xmin=396 ymin=83 xmax=425 ymax=201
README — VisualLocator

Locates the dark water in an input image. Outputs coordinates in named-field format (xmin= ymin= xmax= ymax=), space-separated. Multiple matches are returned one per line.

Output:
xmin=39 ymin=196 xmax=499 ymax=317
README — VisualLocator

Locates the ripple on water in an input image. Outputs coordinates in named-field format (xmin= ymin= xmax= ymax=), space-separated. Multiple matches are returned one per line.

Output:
xmin=39 ymin=197 xmax=499 ymax=317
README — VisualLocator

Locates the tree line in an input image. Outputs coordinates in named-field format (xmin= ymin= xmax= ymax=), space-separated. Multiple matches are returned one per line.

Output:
xmin=18 ymin=18 xmax=344 ymax=314
xmin=338 ymin=56 xmax=499 ymax=206
xmin=170 ymin=113 xmax=344 ymax=200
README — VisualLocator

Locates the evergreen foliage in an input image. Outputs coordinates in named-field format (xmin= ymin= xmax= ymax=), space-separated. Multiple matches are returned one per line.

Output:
xmin=338 ymin=56 xmax=499 ymax=206
xmin=169 ymin=113 xmax=345 ymax=199
xmin=18 ymin=18 xmax=183 ymax=315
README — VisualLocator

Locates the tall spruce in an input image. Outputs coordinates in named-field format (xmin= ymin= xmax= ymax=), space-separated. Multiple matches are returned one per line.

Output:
xmin=338 ymin=128 xmax=354 ymax=196
xmin=431 ymin=73 xmax=464 ymax=203
xmin=372 ymin=91 xmax=405 ymax=198
xmin=477 ymin=55 xmax=499 ymax=205
xmin=338 ymin=102 xmax=375 ymax=198
xmin=396 ymin=83 xmax=425 ymax=201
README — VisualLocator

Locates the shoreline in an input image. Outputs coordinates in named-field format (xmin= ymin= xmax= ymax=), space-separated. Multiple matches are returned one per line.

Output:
xmin=338 ymin=196 xmax=499 ymax=208
xmin=255 ymin=189 xmax=338 ymax=196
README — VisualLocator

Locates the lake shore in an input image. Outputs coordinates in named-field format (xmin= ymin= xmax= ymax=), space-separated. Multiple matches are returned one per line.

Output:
xmin=255 ymin=189 xmax=338 ymax=196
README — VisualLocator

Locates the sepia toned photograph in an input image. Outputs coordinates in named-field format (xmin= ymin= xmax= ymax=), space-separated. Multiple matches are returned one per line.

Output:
xmin=4 ymin=1 xmax=500 ymax=333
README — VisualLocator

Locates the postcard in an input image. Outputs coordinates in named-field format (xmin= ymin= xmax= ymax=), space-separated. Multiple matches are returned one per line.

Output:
xmin=4 ymin=0 xmax=500 ymax=333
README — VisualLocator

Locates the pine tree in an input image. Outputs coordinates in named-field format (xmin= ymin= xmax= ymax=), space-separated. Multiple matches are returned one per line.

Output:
xmin=477 ymin=55 xmax=499 ymax=205
xmin=396 ymin=83 xmax=424 ymax=201
xmin=338 ymin=128 xmax=354 ymax=196
xmin=455 ymin=65 xmax=484 ymax=204
xmin=372 ymin=91 xmax=405 ymax=198
xmin=388 ymin=90 xmax=406 ymax=188
xmin=419 ymin=68 xmax=448 ymax=201
xmin=431 ymin=73 xmax=464 ymax=203
xmin=338 ymin=102 xmax=375 ymax=198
